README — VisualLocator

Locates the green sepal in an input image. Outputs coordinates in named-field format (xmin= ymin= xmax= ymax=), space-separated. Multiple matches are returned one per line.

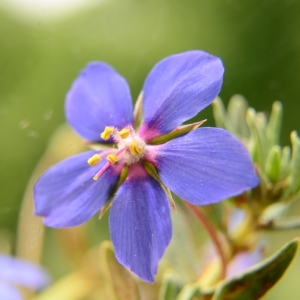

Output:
xmin=159 ymin=270 xmax=183 ymax=300
xmin=212 ymin=238 xmax=299 ymax=300
xmin=175 ymin=283 xmax=202 ymax=300
xmin=143 ymin=160 xmax=177 ymax=212
xmin=265 ymin=145 xmax=281 ymax=182
xmin=99 ymin=166 xmax=129 ymax=219
xmin=133 ymin=91 xmax=144 ymax=130
xmin=148 ymin=120 xmax=206 ymax=145
xmin=99 ymin=241 xmax=141 ymax=300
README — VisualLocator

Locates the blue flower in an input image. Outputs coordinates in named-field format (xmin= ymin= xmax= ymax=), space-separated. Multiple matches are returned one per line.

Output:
xmin=34 ymin=51 xmax=259 ymax=282
xmin=0 ymin=254 xmax=50 ymax=300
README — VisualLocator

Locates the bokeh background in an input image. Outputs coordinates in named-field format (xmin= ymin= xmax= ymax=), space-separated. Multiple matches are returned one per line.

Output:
xmin=0 ymin=0 xmax=300 ymax=299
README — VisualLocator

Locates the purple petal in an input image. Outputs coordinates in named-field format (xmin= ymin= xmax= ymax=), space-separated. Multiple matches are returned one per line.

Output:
xmin=66 ymin=62 xmax=134 ymax=142
xmin=34 ymin=151 xmax=119 ymax=227
xmin=227 ymin=249 xmax=262 ymax=277
xmin=139 ymin=51 xmax=224 ymax=140
xmin=0 ymin=254 xmax=50 ymax=291
xmin=109 ymin=164 xmax=172 ymax=282
xmin=0 ymin=282 xmax=21 ymax=300
xmin=153 ymin=128 xmax=259 ymax=205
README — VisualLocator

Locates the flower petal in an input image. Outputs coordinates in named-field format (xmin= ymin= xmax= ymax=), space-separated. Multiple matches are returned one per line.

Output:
xmin=66 ymin=62 xmax=134 ymax=142
xmin=227 ymin=249 xmax=262 ymax=277
xmin=109 ymin=164 xmax=172 ymax=282
xmin=139 ymin=51 xmax=224 ymax=140
xmin=34 ymin=151 xmax=119 ymax=227
xmin=0 ymin=282 xmax=21 ymax=300
xmin=0 ymin=254 xmax=50 ymax=290
xmin=153 ymin=128 xmax=259 ymax=205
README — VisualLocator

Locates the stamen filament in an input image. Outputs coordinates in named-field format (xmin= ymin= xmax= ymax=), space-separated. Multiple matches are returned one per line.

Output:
xmin=93 ymin=147 xmax=127 ymax=180
xmin=93 ymin=162 xmax=111 ymax=180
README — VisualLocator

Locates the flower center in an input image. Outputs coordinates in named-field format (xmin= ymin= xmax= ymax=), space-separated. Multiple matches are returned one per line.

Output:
xmin=87 ymin=126 xmax=146 ymax=180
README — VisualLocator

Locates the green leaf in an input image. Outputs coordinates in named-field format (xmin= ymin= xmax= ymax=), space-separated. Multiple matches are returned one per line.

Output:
xmin=265 ymin=145 xmax=281 ymax=182
xmin=261 ymin=216 xmax=300 ymax=230
xmin=159 ymin=270 xmax=183 ymax=300
xmin=212 ymin=238 xmax=299 ymax=300
xmin=212 ymin=97 xmax=228 ymax=129
xmin=99 ymin=241 xmax=141 ymax=300
xmin=288 ymin=131 xmax=300 ymax=194
xmin=259 ymin=202 xmax=288 ymax=226
xmin=266 ymin=101 xmax=282 ymax=146
xmin=227 ymin=95 xmax=249 ymax=138
xmin=175 ymin=283 xmax=202 ymax=300
xmin=279 ymin=146 xmax=291 ymax=179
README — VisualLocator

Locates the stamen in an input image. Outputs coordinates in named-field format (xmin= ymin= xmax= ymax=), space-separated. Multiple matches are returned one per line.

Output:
xmin=118 ymin=128 xmax=130 ymax=139
xmin=93 ymin=147 xmax=127 ymax=181
xmin=100 ymin=126 xmax=114 ymax=140
xmin=129 ymin=141 xmax=143 ymax=156
xmin=106 ymin=154 xmax=118 ymax=165
xmin=87 ymin=154 xmax=102 ymax=166
xmin=93 ymin=162 xmax=111 ymax=180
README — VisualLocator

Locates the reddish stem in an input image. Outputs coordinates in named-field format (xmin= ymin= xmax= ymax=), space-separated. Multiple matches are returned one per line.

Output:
xmin=184 ymin=201 xmax=227 ymax=280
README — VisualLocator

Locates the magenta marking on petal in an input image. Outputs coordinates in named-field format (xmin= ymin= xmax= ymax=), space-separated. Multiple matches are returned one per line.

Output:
xmin=144 ymin=145 xmax=161 ymax=166
xmin=126 ymin=163 xmax=148 ymax=180
xmin=138 ymin=123 xmax=162 ymax=141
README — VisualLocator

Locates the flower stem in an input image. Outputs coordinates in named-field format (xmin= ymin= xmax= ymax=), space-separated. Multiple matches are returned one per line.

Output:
xmin=184 ymin=201 xmax=227 ymax=280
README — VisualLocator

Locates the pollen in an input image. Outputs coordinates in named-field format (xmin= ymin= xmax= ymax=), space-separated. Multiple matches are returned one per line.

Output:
xmin=93 ymin=175 xmax=99 ymax=181
xmin=118 ymin=128 xmax=130 ymax=139
xmin=129 ymin=141 xmax=143 ymax=156
xmin=100 ymin=126 xmax=114 ymax=140
xmin=106 ymin=153 xmax=118 ymax=164
xmin=87 ymin=154 xmax=102 ymax=166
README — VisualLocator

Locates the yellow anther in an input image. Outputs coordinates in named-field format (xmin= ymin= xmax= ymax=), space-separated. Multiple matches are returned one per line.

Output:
xmin=87 ymin=154 xmax=102 ymax=166
xmin=106 ymin=154 xmax=118 ymax=165
xmin=118 ymin=128 xmax=130 ymax=139
xmin=100 ymin=126 xmax=114 ymax=140
xmin=129 ymin=141 xmax=143 ymax=156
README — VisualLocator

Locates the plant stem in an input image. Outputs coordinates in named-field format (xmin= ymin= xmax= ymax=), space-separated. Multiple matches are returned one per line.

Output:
xmin=184 ymin=201 xmax=227 ymax=280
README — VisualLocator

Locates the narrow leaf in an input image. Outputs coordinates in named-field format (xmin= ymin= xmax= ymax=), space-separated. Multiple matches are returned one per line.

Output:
xmin=159 ymin=270 xmax=183 ymax=300
xmin=99 ymin=241 xmax=140 ymax=300
xmin=175 ymin=283 xmax=202 ymax=300
xmin=227 ymin=95 xmax=249 ymax=138
xmin=289 ymin=131 xmax=300 ymax=194
xmin=266 ymin=101 xmax=282 ymax=146
xmin=212 ymin=97 xmax=228 ymax=129
xmin=212 ymin=238 xmax=299 ymax=300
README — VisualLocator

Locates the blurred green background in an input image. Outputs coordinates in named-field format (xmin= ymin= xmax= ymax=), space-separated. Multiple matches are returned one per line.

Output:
xmin=0 ymin=0 xmax=300 ymax=298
